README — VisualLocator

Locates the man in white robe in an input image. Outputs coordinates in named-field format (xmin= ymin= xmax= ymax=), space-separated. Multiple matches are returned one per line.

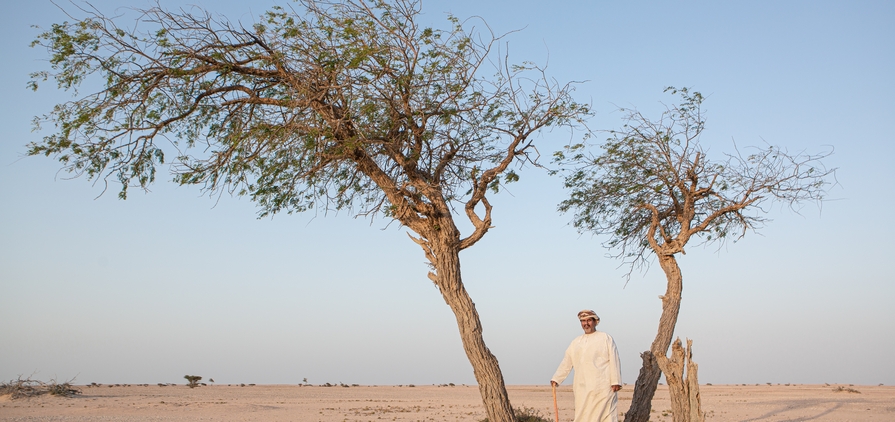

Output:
xmin=551 ymin=310 xmax=622 ymax=422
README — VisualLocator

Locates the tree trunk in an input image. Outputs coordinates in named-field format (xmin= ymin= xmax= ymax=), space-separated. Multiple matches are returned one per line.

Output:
xmin=655 ymin=338 xmax=705 ymax=422
xmin=685 ymin=341 xmax=705 ymax=422
xmin=429 ymin=233 xmax=515 ymax=422
xmin=625 ymin=253 xmax=684 ymax=422
xmin=626 ymin=351 xmax=661 ymax=422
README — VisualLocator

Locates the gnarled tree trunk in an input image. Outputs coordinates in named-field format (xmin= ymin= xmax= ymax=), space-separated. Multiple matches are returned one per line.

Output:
xmin=426 ymin=224 xmax=515 ymax=422
xmin=625 ymin=253 xmax=683 ymax=422
xmin=655 ymin=338 xmax=705 ymax=422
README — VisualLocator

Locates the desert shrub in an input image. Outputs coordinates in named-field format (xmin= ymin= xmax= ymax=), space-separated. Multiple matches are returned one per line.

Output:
xmin=0 ymin=376 xmax=80 ymax=399
xmin=184 ymin=375 xmax=202 ymax=388
xmin=48 ymin=381 xmax=81 ymax=396
xmin=832 ymin=386 xmax=861 ymax=394
xmin=480 ymin=406 xmax=551 ymax=422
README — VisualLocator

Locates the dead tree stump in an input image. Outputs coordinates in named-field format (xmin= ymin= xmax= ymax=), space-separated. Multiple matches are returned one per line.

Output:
xmin=655 ymin=338 xmax=705 ymax=422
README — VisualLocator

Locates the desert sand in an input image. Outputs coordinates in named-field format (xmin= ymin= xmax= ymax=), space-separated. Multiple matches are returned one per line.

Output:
xmin=2 ymin=383 xmax=892 ymax=421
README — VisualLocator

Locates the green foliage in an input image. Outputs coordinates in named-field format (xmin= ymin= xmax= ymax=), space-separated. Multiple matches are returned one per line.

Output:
xmin=557 ymin=88 xmax=834 ymax=271
xmin=28 ymin=0 xmax=588 ymax=220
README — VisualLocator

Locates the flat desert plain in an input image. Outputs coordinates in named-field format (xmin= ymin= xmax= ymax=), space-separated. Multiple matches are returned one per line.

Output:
xmin=2 ymin=384 xmax=893 ymax=421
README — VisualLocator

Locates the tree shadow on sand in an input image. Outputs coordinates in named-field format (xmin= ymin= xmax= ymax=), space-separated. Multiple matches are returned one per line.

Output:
xmin=740 ymin=399 xmax=853 ymax=422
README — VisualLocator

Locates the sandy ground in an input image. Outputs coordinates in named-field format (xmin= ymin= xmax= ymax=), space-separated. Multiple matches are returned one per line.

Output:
xmin=1 ymin=383 xmax=892 ymax=421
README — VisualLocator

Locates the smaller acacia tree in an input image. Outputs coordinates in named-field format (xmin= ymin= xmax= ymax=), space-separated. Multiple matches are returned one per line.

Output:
xmin=557 ymin=88 xmax=835 ymax=422
xmin=184 ymin=375 xmax=202 ymax=388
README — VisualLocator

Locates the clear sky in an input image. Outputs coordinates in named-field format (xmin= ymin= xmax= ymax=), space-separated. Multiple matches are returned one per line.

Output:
xmin=1 ymin=0 xmax=893 ymax=387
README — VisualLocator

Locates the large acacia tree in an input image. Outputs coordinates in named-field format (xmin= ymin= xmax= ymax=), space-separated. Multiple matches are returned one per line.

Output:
xmin=27 ymin=1 xmax=589 ymax=420
xmin=558 ymin=88 xmax=834 ymax=422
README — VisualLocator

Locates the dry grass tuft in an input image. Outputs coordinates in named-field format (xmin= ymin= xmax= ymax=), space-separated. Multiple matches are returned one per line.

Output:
xmin=480 ymin=406 xmax=552 ymax=422
xmin=0 ymin=376 xmax=81 ymax=399
xmin=832 ymin=386 xmax=861 ymax=394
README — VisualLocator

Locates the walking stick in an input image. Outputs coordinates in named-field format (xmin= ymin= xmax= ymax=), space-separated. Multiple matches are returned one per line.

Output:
xmin=552 ymin=383 xmax=559 ymax=422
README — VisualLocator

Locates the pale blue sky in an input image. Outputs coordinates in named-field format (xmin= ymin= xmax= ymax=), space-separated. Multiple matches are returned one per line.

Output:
xmin=1 ymin=0 xmax=893 ymax=386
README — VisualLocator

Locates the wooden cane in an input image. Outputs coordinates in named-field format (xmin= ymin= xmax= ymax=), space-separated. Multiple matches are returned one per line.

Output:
xmin=552 ymin=383 xmax=559 ymax=422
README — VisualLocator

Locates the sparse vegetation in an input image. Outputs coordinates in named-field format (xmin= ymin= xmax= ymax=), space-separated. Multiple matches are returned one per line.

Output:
xmin=0 ymin=376 xmax=81 ymax=399
xmin=832 ymin=386 xmax=861 ymax=394
xmin=184 ymin=375 xmax=202 ymax=388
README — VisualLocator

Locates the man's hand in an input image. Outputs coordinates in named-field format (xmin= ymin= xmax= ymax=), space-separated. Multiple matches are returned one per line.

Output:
xmin=611 ymin=384 xmax=622 ymax=392
xmin=550 ymin=381 xmax=558 ymax=387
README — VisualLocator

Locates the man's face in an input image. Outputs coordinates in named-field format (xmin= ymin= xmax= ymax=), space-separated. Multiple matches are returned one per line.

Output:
xmin=580 ymin=317 xmax=597 ymax=334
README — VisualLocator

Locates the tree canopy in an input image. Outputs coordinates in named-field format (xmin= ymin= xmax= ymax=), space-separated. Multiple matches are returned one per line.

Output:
xmin=30 ymin=0 xmax=586 ymax=231
xmin=558 ymin=87 xmax=833 ymax=273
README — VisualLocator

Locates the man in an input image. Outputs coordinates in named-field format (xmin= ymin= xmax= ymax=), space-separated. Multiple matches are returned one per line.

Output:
xmin=551 ymin=310 xmax=622 ymax=422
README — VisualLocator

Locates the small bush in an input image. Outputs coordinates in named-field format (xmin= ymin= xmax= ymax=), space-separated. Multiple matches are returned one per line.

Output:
xmin=480 ymin=406 xmax=551 ymax=422
xmin=832 ymin=386 xmax=861 ymax=394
